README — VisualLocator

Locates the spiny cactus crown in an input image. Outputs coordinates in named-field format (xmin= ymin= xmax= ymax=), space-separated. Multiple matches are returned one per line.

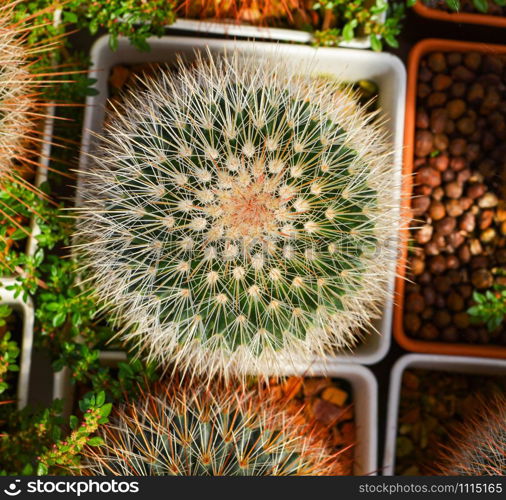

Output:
xmin=177 ymin=0 xmax=301 ymax=22
xmin=76 ymin=50 xmax=398 ymax=378
xmin=0 ymin=2 xmax=34 ymax=178
xmin=82 ymin=380 xmax=342 ymax=476
xmin=438 ymin=395 xmax=506 ymax=476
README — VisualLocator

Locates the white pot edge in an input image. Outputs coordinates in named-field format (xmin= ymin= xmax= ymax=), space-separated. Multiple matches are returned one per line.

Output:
xmin=382 ymin=353 xmax=506 ymax=476
xmin=0 ymin=278 xmax=35 ymax=409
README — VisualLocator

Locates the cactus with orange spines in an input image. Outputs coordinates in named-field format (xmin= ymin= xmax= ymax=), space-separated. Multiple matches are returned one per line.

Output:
xmin=81 ymin=378 xmax=345 ymax=476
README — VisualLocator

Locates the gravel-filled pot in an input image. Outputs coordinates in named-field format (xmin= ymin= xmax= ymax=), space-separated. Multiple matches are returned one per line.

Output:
xmin=395 ymin=38 xmax=506 ymax=359
xmin=0 ymin=278 xmax=34 ymax=409
xmin=383 ymin=353 xmax=506 ymax=475
xmin=77 ymin=35 xmax=406 ymax=368
xmin=413 ymin=1 xmax=506 ymax=29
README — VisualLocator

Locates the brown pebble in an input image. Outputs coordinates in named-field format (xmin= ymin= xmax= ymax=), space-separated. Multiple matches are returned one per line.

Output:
xmin=446 ymin=255 xmax=460 ymax=269
xmin=446 ymin=99 xmax=466 ymax=119
xmin=454 ymin=312 xmax=470 ymax=329
xmin=452 ymin=65 xmax=475 ymax=82
xmin=446 ymin=199 xmax=464 ymax=218
xmin=429 ymin=255 xmax=447 ymax=274
xmin=471 ymin=269 xmax=493 ymax=289
xmin=430 ymin=153 xmax=449 ymax=172
xmin=433 ymin=74 xmax=452 ymax=91
xmin=434 ymin=310 xmax=451 ymax=327
xmin=411 ymin=257 xmax=425 ymax=276
xmin=416 ymin=108 xmax=430 ymax=129
xmin=445 ymin=181 xmax=463 ymax=199
xmin=449 ymin=138 xmax=467 ymax=156
xmin=434 ymin=133 xmax=449 ymax=151
xmin=450 ymin=156 xmax=467 ymax=172
xmin=429 ymin=201 xmax=446 ymax=220
xmin=416 ymin=166 xmax=441 ymax=187
xmin=415 ymin=224 xmax=433 ymax=244
xmin=467 ymin=183 xmax=486 ymax=200
xmin=480 ymin=228 xmax=496 ymax=244
xmin=415 ymin=131 xmax=434 ymax=157
xmin=479 ymin=210 xmax=494 ymax=230
xmin=406 ymin=293 xmax=425 ymax=313
xmin=428 ymin=53 xmax=447 ymax=73
xmin=412 ymin=196 xmax=431 ymax=216
xmin=458 ymin=245 xmax=471 ymax=263
xmin=434 ymin=276 xmax=452 ymax=294
xmin=447 ymin=292 xmax=464 ymax=312
xmin=448 ymin=231 xmax=465 ymax=248
xmin=451 ymin=82 xmax=466 ymax=97
xmin=420 ymin=324 xmax=439 ymax=340
xmin=463 ymin=52 xmax=482 ymax=71
xmin=456 ymin=117 xmax=475 ymax=135
xmin=435 ymin=217 xmax=456 ymax=236
xmin=447 ymin=52 xmax=462 ymax=66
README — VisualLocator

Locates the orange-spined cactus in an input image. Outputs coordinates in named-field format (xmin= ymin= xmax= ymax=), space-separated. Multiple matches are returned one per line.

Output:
xmin=437 ymin=395 xmax=506 ymax=476
xmin=81 ymin=378 xmax=345 ymax=476
xmin=176 ymin=0 xmax=302 ymax=23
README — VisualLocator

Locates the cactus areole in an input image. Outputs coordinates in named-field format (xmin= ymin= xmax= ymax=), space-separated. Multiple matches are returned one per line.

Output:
xmin=76 ymin=50 xmax=398 ymax=377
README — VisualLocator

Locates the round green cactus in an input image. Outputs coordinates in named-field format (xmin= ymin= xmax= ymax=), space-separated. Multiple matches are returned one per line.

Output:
xmin=82 ymin=380 xmax=343 ymax=476
xmin=76 ymin=50 xmax=399 ymax=377
xmin=438 ymin=395 xmax=506 ymax=476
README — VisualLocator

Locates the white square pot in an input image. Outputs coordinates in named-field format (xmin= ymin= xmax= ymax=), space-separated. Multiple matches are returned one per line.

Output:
xmin=0 ymin=278 xmax=35 ymax=409
xmin=167 ymin=6 xmax=388 ymax=50
xmin=283 ymin=361 xmax=378 ymax=475
xmin=54 ymin=355 xmax=376 ymax=476
xmin=383 ymin=353 xmax=506 ymax=476
xmin=77 ymin=35 xmax=406 ymax=365
xmin=1 ymin=106 xmax=53 ymax=279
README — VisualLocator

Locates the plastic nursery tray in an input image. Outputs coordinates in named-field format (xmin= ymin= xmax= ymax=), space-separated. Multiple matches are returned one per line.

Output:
xmin=382 ymin=353 xmax=506 ymax=475
xmin=394 ymin=38 xmax=506 ymax=360
xmin=77 ymin=35 xmax=406 ymax=366
xmin=52 ymin=350 xmax=127 ymax=419
xmin=0 ymin=278 xmax=35 ymax=409
xmin=167 ymin=13 xmax=387 ymax=50
xmin=413 ymin=0 xmax=506 ymax=29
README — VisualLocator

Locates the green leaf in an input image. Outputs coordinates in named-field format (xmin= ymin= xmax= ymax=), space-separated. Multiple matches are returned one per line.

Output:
xmin=445 ymin=0 xmax=461 ymax=9
xmin=407 ymin=0 xmax=417 ymax=6
xmin=342 ymin=20 xmax=357 ymax=42
xmin=467 ymin=306 xmax=480 ymax=316
xmin=37 ymin=463 xmax=48 ymax=476
xmin=88 ymin=436 xmax=105 ymax=447
xmin=472 ymin=0 xmax=489 ymax=11
xmin=10 ymin=229 xmax=27 ymax=241
xmin=96 ymin=391 xmax=106 ymax=407
xmin=100 ymin=403 xmax=112 ymax=418
xmin=63 ymin=11 xmax=78 ymax=23
xmin=370 ymin=33 xmax=382 ymax=52
xmin=384 ymin=33 xmax=399 ymax=49
xmin=52 ymin=312 xmax=66 ymax=328
xmin=70 ymin=415 xmax=78 ymax=430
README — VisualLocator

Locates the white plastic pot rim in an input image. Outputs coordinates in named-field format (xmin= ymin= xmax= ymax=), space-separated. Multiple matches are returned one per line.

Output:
xmin=383 ymin=353 xmax=506 ymax=476
xmin=0 ymin=278 xmax=34 ymax=409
